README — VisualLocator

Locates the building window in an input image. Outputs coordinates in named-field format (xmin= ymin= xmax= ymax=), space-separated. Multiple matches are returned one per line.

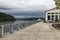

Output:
xmin=52 ymin=15 xmax=54 ymax=20
xmin=55 ymin=15 xmax=58 ymax=21
xmin=48 ymin=15 xmax=50 ymax=20
xmin=48 ymin=13 xmax=50 ymax=14
xmin=59 ymin=12 xmax=60 ymax=14
xmin=55 ymin=12 xmax=58 ymax=14
xmin=51 ymin=13 xmax=54 ymax=14
xmin=59 ymin=15 xmax=60 ymax=20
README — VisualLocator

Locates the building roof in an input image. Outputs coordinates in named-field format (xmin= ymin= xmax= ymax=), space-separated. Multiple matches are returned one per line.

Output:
xmin=45 ymin=7 xmax=60 ymax=13
xmin=45 ymin=7 xmax=56 ymax=12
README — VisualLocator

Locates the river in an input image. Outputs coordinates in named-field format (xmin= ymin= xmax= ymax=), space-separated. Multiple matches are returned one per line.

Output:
xmin=0 ymin=20 xmax=37 ymax=33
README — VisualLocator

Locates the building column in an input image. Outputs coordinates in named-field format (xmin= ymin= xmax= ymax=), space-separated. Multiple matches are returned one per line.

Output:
xmin=59 ymin=15 xmax=60 ymax=21
xmin=50 ymin=14 xmax=52 ymax=21
xmin=54 ymin=14 xmax=55 ymax=21
xmin=53 ymin=12 xmax=55 ymax=20
xmin=58 ymin=14 xmax=59 ymax=20
xmin=45 ymin=13 xmax=48 ymax=22
xmin=0 ymin=25 xmax=4 ymax=38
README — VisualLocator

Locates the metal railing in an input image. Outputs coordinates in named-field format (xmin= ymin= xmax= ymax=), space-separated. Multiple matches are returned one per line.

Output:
xmin=0 ymin=21 xmax=39 ymax=38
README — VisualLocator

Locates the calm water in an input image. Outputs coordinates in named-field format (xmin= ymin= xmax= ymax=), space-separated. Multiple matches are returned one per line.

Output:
xmin=0 ymin=20 xmax=34 ymax=25
xmin=0 ymin=20 xmax=36 ymax=33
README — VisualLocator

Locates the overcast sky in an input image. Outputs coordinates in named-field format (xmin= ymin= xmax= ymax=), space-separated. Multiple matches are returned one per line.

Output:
xmin=0 ymin=0 xmax=56 ymax=18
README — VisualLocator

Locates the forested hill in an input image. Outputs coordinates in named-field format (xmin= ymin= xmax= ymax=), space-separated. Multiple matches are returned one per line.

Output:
xmin=0 ymin=12 xmax=15 ymax=22
xmin=54 ymin=0 xmax=60 ymax=9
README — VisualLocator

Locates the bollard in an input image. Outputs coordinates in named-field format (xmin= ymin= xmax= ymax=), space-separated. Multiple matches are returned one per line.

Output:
xmin=25 ymin=23 xmax=27 ymax=27
xmin=26 ymin=22 xmax=28 ymax=26
xmin=16 ymin=24 xmax=19 ymax=31
xmin=23 ymin=23 xmax=25 ymax=27
xmin=28 ymin=23 xmax=29 ymax=26
xmin=20 ymin=23 xmax=23 ymax=29
xmin=27 ymin=22 xmax=29 ymax=26
xmin=10 ymin=24 xmax=13 ymax=33
xmin=0 ymin=25 xmax=4 ymax=38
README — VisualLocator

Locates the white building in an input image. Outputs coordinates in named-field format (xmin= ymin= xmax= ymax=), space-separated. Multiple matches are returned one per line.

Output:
xmin=45 ymin=8 xmax=60 ymax=22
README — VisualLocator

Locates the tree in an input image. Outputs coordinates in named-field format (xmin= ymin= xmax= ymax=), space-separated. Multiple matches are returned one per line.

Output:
xmin=54 ymin=0 xmax=60 ymax=9
xmin=0 ymin=12 xmax=15 ymax=22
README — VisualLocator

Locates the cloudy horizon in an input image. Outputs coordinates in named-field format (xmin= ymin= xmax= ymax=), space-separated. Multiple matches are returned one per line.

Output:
xmin=0 ymin=0 xmax=56 ymax=18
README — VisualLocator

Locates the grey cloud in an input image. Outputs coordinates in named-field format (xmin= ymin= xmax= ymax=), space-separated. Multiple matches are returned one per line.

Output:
xmin=0 ymin=0 xmax=55 ymax=10
xmin=0 ymin=0 xmax=55 ymax=18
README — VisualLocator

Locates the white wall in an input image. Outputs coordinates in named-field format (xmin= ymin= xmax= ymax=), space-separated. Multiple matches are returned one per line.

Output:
xmin=45 ymin=9 xmax=60 ymax=22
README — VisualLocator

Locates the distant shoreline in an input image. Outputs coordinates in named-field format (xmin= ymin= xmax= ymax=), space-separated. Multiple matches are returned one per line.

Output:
xmin=16 ymin=17 xmax=39 ymax=21
xmin=0 ymin=12 xmax=16 ymax=22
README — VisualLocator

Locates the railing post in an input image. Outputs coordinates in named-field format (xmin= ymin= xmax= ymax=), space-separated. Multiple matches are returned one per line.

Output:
xmin=26 ymin=22 xmax=28 ymax=26
xmin=16 ymin=24 xmax=19 ymax=31
xmin=10 ymin=24 xmax=13 ymax=33
xmin=23 ymin=23 xmax=25 ymax=27
xmin=0 ymin=25 xmax=4 ymax=38
xmin=19 ymin=23 xmax=25 ymax=29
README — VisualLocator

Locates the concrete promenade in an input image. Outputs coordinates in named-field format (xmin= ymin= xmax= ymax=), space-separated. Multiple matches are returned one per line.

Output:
xmin=0 ymin=21 xmax=60 ymax=40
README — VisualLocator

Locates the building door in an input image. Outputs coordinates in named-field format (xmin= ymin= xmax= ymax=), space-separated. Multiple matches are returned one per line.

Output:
xmin=55 ymin=15 xmax=58 ymax=21
xmin=59 ymin=15 xmax=60 ymax=21
xmin=52 ymin=15 xmax=54 ymax=20
xmin=48 ymin=15 xmax=50 ymax=20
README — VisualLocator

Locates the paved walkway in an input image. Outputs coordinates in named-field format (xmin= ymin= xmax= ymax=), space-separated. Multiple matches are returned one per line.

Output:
xmin=0 ymin=21 xmax=60 ymax=40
